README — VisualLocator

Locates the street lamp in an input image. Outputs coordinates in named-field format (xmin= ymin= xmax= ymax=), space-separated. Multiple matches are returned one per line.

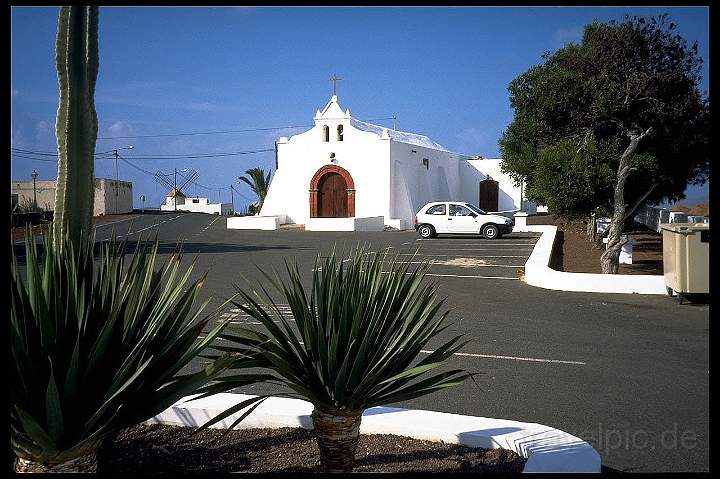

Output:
xmin=30 ymin=169 xmax=38 ymax=211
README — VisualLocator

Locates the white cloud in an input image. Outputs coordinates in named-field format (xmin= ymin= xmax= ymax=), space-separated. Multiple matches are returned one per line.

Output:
xmin=11 ymin=126 xmax=28 ymax=149
xmin=263 ymin=126 xmax=307 ymax=144
xmin=106 ymin=120 xmax=136 ymax=137
xmin=35 ymin=120 xmax=54 ymax=144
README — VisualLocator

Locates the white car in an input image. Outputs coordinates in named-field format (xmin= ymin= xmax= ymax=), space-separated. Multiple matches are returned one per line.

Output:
xmin=414 ymin=201 xmax=514 ymax=239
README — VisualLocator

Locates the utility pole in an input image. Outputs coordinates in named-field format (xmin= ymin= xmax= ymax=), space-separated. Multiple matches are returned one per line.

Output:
xmin=114 ymin=149 xmax=119 ymax=214
xmin=230 ymin=185 xmax=234 ymax=215
xmin=174 ymin=167 xmax=178 ymax=211
xmin=393 ymin=113 xmax=397 ymax=131
xmin=110 ymin=145 xmax=132 ymax=214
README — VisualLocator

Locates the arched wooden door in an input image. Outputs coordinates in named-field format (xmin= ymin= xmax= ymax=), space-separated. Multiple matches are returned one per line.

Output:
xmin=309 ymin=165 xmax=356 ymax=218
xmin=479 ymin=179 xmax=499 ymax=212
xmin=318 ymin=172 xmax=348 ymax=217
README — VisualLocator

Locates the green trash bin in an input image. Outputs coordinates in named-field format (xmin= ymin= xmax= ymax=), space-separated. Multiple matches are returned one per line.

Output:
xmin=661 ymin=223 xmax=709 ymax=301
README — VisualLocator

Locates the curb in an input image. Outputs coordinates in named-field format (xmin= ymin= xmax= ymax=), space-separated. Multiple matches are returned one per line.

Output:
xmin=148 ymin=393 xmax=601 ymax=473
xmin=515 ymin=224 xmax=666 ymax=295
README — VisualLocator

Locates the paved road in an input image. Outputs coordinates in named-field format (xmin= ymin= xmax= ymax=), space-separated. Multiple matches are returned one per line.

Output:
xmin=13 ymin=212 xmax=709 ymax=472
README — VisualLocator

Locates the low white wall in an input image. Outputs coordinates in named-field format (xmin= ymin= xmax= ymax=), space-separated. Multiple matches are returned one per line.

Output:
xmin=522 ymin=225 xmax=667 ymax=295
xmin=354 ymin=216 xmax=385 ymax=231
xmin=227 ymin=216 xmax=281 ymax=230
xmin=162 ymin=202 xmax=231 ymax=215
xmin=385 ymin=218 xmax=409 ymax=230
xmin=305 ymin=216 xmax=385 ymax=232
xmin=149 ymin=393 xmax=601 ymax=473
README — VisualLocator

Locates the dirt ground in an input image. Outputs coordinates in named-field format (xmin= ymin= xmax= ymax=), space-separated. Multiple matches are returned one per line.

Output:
xmin=527 ymin=214 xmax=663 ymax=275
xmin=96 ymin=423 xmax=527 ymax=473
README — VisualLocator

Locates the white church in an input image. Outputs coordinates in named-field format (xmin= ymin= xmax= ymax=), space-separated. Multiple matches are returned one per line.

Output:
xmin=228 ymin=94 xmax=535 ymax=232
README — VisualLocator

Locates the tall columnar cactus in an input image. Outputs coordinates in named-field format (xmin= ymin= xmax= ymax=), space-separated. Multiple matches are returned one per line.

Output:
xmin=53 ymin=6 xmax=99 ymax=246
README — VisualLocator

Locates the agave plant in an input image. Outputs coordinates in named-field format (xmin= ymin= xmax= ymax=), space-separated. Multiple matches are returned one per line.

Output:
xmin=10 ymin=228 xmax=236 ymax=472
xmin=199 ymin=245 xmax=474 ymax=472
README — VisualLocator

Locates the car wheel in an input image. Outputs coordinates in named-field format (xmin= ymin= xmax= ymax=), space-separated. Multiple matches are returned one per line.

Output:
xmin=418 ymin=224 xmax=435 ymax=239
xmin=482 ymin=224 xmax=499 ymax=239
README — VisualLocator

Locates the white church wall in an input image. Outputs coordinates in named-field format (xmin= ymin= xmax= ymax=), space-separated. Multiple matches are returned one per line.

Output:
xmin=258 ymin=95 xmax=538 ymax=230
xmin=261 ymin=114 xmax=391 ymax=225
xmin=389 ymin=141 xmax=464 ymax=229
xmin=463 ymin=159 xmax=533 ymax=213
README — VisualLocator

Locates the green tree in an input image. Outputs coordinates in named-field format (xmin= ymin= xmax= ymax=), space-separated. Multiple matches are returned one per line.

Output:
xmin=239 ymin=167 xmax=272 ymax=214
xmin=499 ymin=15 xmax=709 ymax=273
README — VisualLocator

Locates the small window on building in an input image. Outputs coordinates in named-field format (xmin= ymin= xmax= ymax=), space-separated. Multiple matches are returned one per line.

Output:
xmin=323 ymin=125 xmax=330 ymax=142
xmin=337 ymin=125 xmax=343 ymax=141
xmin=426 ymin=204 xmax=446 ymax=215
xmin=192 ymin=199 xmax=199 ymax=203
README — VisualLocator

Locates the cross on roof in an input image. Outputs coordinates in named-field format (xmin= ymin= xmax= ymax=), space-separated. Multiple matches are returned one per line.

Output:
xmin=331 ymin=73 xmax=342 ymax=96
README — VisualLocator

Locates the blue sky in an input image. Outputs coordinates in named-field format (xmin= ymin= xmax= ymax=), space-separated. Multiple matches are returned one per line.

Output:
xmin=11 ymin=6 xmax=709 ymax=210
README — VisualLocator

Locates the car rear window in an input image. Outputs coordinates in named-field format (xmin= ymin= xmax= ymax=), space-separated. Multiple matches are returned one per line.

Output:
xmin=425 ymin=204 xmax=446 ymax=215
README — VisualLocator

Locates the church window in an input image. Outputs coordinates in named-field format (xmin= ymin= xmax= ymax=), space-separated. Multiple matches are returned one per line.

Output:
xmin=323 ymin=125 xmax=329 ymax=142
xmin=337 ymin=125 xmax=343 ymax=141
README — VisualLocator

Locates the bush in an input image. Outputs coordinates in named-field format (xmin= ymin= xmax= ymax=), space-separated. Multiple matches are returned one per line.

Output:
xmin=10 ymin=227 xmax=232 ymax=471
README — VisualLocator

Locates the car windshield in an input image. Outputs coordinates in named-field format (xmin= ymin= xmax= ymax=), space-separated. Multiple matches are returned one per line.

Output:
xmin=464 ymin=203 xmax=486 ymax=215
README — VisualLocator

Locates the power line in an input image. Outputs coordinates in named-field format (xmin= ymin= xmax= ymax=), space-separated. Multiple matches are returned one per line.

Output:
xmin=119 ymin=148 xmax=273 ymax=160
xmin=12 ymin=152 xmax=258 ymax=205
xmin=11 ymin=148 xmax=58 ymax=156
xmin=118 ymin=154 xmax=169 ymax=177
xmin=97 ymin=124 xmax=314 ymax=140
xmin=11 ymin=154 xmax=58 ymax=163
xmin=230 ymin=184 xmax=255 ymax=203
xmin=12 ymin=146 xmax=272 ymax=160
xmin=172 ymin=170 xmax=255 ymax=203
xmin=177 ymin=170 xmax=225 ymax=192
xmin=12 ymin=147 xmax=119 ymax=158
xmin=95 ymin=117 xmax=397 ymax=140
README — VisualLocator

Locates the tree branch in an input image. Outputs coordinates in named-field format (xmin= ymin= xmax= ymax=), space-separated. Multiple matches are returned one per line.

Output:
xmin=622 ymin=182 xmax=657 ymax=222
xmin=576 ymin=128 xmax=593 ymax=154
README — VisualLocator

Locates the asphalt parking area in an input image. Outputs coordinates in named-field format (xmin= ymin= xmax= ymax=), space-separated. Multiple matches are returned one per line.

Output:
xmin=145 ymin=214 xmax=706 ymax=472
xmin=392 ymin=232 xmax=539 ymax=280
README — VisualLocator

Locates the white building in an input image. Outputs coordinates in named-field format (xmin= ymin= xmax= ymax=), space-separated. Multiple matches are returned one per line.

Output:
xmin=11 ymin=177 xmax=133 ymax=216
xmin=253 ymin=95 xmax=533 ymax=231
xmin=161 ymin=189 xmax=232 ymax=215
